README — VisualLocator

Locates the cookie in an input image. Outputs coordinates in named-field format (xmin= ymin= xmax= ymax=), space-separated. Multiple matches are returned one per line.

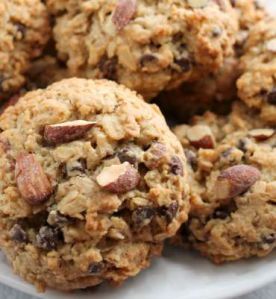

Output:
xmin=27 ymin=56 xmax=74 ymax=89
xmin=237 ymin=18 xmax=276 ymax=124
xmin=173 ymin=103 xmax=276 ymax=263
xmin=157 ymin=0 xmax=265 ymax=120
xmin=46 ymin=0 xmax=238 ymax=100
xmin=0 ymin=78 xmax=189 ymax=291
xmin=157 ymin=57 xmax=238 ymax=120
xmin=0 ymin=0 xmax=50 ymax=100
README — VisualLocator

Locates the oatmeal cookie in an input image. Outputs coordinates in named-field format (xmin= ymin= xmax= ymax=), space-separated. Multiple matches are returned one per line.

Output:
xmin=237 ymin=18 xmax=276 ymax=124
xmin=46 ymin=0 xmax=238 ymax=100
xmin=0 ymin=0 xmax=50 ymax=100
xmin=173 ymin=103 xmax=276 ymax=263
xmin=0 ymin=78 xmax=189 ymax=291
xmin=27 ymin=56 xmax=74 ymax=90
xmin=157 ymin=0 xmax=265 ymax=121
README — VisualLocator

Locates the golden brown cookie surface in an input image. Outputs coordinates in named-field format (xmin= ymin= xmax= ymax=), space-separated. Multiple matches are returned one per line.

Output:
xmin=0 ymin=78 xmax=189 ymax=290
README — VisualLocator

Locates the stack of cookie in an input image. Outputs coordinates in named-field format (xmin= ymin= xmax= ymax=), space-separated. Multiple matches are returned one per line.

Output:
xmin=0 ymin=0 xmax=275 ymax=293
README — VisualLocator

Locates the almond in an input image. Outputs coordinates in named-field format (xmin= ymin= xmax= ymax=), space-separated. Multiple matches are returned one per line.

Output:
xmin=187 ymin=125 xmax=215 ymax=149
xmin=112 ymin=0 xmax=137 ymax=31
xmin=214 ymin=165 xmax=261 ymax=200
xmin=188 ymin=0 xmax=208 ymax=8
xmin=249 ymin=129 xmax=275 ymax=141
xmin=96 ymin=162 xmax=140 ymax=193
xmin=15 ymin=153 xmax=53 ymax=205
xmin=44 ymin=120 xmax=96 ymax=145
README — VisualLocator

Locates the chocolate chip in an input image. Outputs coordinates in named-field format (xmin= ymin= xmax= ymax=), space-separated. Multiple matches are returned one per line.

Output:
xmin=132 ymin=207 xmax=156 ymax=228
xmin=66 ymin=159 xmax=87 ymax=177
xmin=88 ymin=262 xmax=105 ymax=275
xmin=159 ymin=202 xmax=179 ymax=222
xmin=184 ymin=149 xmax=197 ymax=171
xmin=267 ymin=88 xmax=276 ymax=105
xmin=36 ymin=226 xmax=61 ymax=250
xmin=237 ymin=138 xmax=249 ymax=153
xmin=213 ymin=209 xmax=229 ymax=220
xmin=59 ymin=159 xmax=87 ymax=178
xmin=47 ymin=211 xmax=70 ymax=227
xmin=212 ymin=27 xmax=222 ymax=37
xmin=9 ymin=224 xmax=27 ymax=243
xmin=140 ymin=54 xmax=158 ymax=67
xmin=174 ymin=58 xmax=191 ymax=72
xmin=262 ymin=233 xmax=276 ymax=244
xmin=98 ymin=56 xmax=118 ymax=81
xmin=172 ymin=32 xmax=184 ymax=43
xmin=14 ymin=22 xmax=26 ymax=39
xmin=117 ymin=147 xmax=138 ymax=166
xmin=170 ymin=156 xmax=184 ymax=176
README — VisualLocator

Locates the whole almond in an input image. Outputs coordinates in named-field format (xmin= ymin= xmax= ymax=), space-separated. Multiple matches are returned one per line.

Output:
xmin=187 ymin=125 xmax=215 ymax=149
xmin=214 ymin=164 xmax=261 ymax=200
xmin=15 ymin=153 xmax=53 ymax=205
xmin=112 ymin=0 xmax=137 ymax=31
xmin=44 ymin=120 xmax=96 ymax=145
xmin=97 ymin=162 xmax=140 ymax=193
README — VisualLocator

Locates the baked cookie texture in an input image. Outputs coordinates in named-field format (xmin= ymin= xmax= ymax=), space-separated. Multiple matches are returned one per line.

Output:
xmin=46 ymin=0 xmax=238 ymax=100
xmin=237 ymin=18 xmax=276 ymax=124
xmin=0 ymin=78 xmax=190 ymax=291
xmin=157 ymin=0 xmax=265 ymax=120
xmin=173 ymin=102 xmax=276 ymax=263
xmin=0 ymin=0 xmax=50 ymax=100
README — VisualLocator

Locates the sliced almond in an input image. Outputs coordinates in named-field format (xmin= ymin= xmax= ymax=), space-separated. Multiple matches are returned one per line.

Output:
xmin=249 ymin=129 xmax=275 ymax=141
xmin=96 ymin=162 xmax=140 ymax=193
xmin=266 ymin=39 xmax=276 ymax=53
xmin=112 ymin=0 xmax=137 ymax=31
xmin=15 ymin=153 xmax=53 ymax=205
xmin=188 ymin=0 xmax=208 ymax=8
xmin=214 ymin=165 xmax=261 ymax=200
xmin=187 ymin=125 xmax=215 ymax=149
xmin=44 ymin=120 xmax=96 ymax=145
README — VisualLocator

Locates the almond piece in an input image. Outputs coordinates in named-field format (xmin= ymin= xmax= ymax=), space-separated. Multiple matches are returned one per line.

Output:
xmin=44 ymin=120 xmax=96 ymax=145
xmin=187 ymin=125 xmax=215 ymax=149
xmin=188 ymin=0 xmax=208 ymax=8
xmin=214 ymin=165 xmax=261 ymax=200
xmin=15 ymin=153 xmax=53 ymax=205
xmin=96 ymin=162 xmax=140 ymax=193
xmin=112 ymin=0 xmax=137 ymax=31
xmin=249 ymin=129 xmax=275 ymax=141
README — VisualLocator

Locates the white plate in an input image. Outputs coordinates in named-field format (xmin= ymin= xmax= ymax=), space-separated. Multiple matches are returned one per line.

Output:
xmin=1 ymin=248 xmax=276 ymax=299
xmin=1 ymin=1 xmax=276 ymax=299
